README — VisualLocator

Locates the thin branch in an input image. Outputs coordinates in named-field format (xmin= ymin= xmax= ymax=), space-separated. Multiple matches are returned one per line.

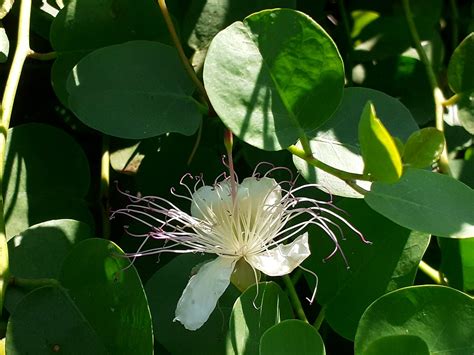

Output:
xmin=287 ymin=144 xmax=370 ymax=182
xmin=27 ymin=50 xmax=57 ymax=61
xmin=0 ymin=0 xmax=33 ymax=310
xmin=283 ymin=275 xmax=309 ymax=323
xmin=157 ymin=0 xmax=211 ymax=109
xmin=418 ymin=260 xmax=442 ymax=284
xmin=401 ymin=0 xmax=451 ymax=175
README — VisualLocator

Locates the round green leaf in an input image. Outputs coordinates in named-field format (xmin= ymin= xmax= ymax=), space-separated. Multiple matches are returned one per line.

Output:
xmin=293 ymin=87 xmax=418 ymax=198
xmin=59 ymin=238 xmax=153 ymax=354
xmin=204 ymin=8 xmax=344 ymax=150
xmin=4 ymin=123 xmax=92 ymax=237
xmin=6 ymin=286 xmax=106 ymax=354
xmin=354 ymin=285 xmax=474 ymax=354
xmin=363 ymin=335 xmax=430 ymax=355
xmin=304 ymin=199 xmax=430 ymax=340
xmin=448 ymin=33 xmax=474 ymax=93
xmin=456 ymin=90 xmax=474 ymax=134
xmin=365 ymin=168 xmax=474 ymax=238
xmin=67 ymin=40 xmax=201 ymax=139
xmin=227 ymin=281 xmax=293 ymax=355
xmin=8 ymin=219 xmax=92 ymax=280
xmin=402 ymin=127 xmax=445 ymax=168
xmin=260 ymin=320 xmax=325 ymax=355
xmin=358 ymin=101 xmax=403 ymax=182
xmin=145 ymin=253 xmax=239 ymax=355
xmin=50 ymin=0 xmax=168 ymax=105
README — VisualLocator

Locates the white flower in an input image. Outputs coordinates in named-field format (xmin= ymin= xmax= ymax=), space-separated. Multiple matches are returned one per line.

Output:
xmin=113 ymin=170 xmax=365 ymax=331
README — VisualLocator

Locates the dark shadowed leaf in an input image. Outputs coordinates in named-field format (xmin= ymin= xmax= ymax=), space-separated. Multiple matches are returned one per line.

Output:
xmin=67 ymin=41 xmax=201 ymax=139
xmin=365 ymin=168 xmax=474 ymax=238
xmin=260 ymin=320 xmax=325 ymax=355
xmin=227 ymin=281 xmax=293 ymax=355
xmin=146 ymin=253 xmax=239 ymax=355
xmin=354 ymin=286 xmax=474 ymax=354
xmin=304 ymin=199 xmax=430 ymax=340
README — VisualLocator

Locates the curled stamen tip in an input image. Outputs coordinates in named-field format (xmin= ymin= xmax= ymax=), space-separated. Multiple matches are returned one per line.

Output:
xmin=305 ymin=297 xmax=313 ymax=305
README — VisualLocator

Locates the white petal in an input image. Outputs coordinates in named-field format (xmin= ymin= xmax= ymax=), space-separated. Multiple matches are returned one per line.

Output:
xmin=174 ymin=256 xmax=236 ymax=330
xmin=246 ymin=233 xmax=310 ymax=276
xmin=191 ymin=182 xmax=232 ymax=220
xmin=239 ymin=177 xmax=282 ymax=210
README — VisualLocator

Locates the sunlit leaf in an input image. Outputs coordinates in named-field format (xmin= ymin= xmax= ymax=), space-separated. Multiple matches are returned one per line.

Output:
xmin=204 ymin=8 xmax=344 ymax=150
xmin=293 ymin=87 xmax=417 ymax=198
xmin=358 ymin=101 xmax=402 ymax=182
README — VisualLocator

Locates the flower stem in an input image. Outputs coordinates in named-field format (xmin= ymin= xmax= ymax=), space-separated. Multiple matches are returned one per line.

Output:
xmin=157 ymin=0 xmax=211 ymax=109
xmin=418 ymin=260 xmax=442 ymax=284
xmin=283 ymin=275 xmax=309 ymax=323
xmin=0 ymin=0 xmax=33 ymax=311
xmin=401 ymin=0 xmax=451 ymax=176
xmin=313 ymin=305 xmax=326 ymax=330
xmin=287 ymin=144 xmax=370 ymax=182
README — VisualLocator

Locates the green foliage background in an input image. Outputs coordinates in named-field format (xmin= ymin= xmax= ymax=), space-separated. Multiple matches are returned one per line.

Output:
xmin=0 ymin=0 xmax=472 ymax=354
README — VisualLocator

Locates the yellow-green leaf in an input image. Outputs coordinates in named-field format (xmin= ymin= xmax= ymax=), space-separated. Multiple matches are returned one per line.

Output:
xmin=402 ymin=127 xmax=445 ymax=168
xmin=358 ymin=101 xmax=403 ymax=183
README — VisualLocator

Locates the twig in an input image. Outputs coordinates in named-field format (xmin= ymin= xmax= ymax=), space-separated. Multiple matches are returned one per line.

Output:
xmin=283 ymin=275 xmax=309 ymax=323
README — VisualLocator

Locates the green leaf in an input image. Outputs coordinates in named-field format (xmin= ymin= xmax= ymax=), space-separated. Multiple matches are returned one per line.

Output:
xmin=363 ymin=335 xmax=430 ymax=355
xmin=8 ymin=219 xmax=92 ymax=279
xmin=227 ymin=281 xmax=293 ymax=355
xmin=184 ymin=0 xmax=296 ymax=76
xmin=293 ymin=87 xmax=418 ymax=198
xmin=59 ymin=238 xmax=153 ymax=354
xmin=304 ymin=199 xmax=430 ymax=340
xmin=145 ymin=253 xmax=239 ymax=355
xmin=6 ymin=286 xmax=107 ymax=354
xmin=351 ymin=0 xmax=442 ymax=61
xmin=402 ymin=127 xmax=445 ymax=168
xmin=67 ymin=40 xmax=201 ymax=139
xmin=448 ymin=33 xmax=474 ymax=93
xmin=358 ymin=101 xmax=403 ymax=182
xmin=203 ymin=8 xmax=344 ymax=150
xmin=365 ymin=168 xmax=474 ymax=238
xmin=260 ymin=320 xmax=325 ymax=355
xmin=3 ymin=123 xmax=92 ymax=237
xmin=456 ymin=91 xmax=474 ymax=134
xmin=353 ymin=55 xmax=435 ymax=125
xmin=354 ymin=285 xmax=474 ymax=354
xmin=439 ymin=237 xmax=474 ymax=293
xmin=50 ymin=0 xmax=168 ymax=105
